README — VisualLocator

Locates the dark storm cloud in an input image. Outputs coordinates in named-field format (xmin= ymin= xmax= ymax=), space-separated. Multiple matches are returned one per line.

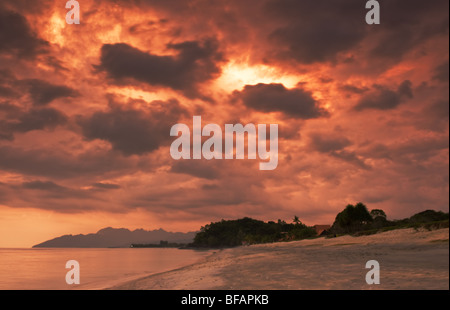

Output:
xmin=0 ymin=70 xmax=78 ymax=105
xmin=0 ymin=145 xmax=147 ymax=179
xmin=433 ymin=60 xmax=449 ymax=82
xmin=330 ymin=150 xmax=369 ymax=169
xmin=394 ymin=136 xmax=449 ymax=161
xmin=13 ymin=108 xmax=68 ymax=132
xmin=22 ymin=79 xmax=79 ymax=106
xmin=0 ymin=102 xmax=21 ymax=116
xmin=0 ymin=69 xmax=19 ymax=99
xmin=170 ymin=160 xmax=221 ymax=180
xmin=262 ymin=0 xmax=448 ymax=64
xmin=18 ymin=180 xmax=96 ymax=203
xmin=309 ymin=133 xmax=352 ymax=153
xmin=354 ymin=80 xmax=413 ymax=111
xmin=425 ymin=99 xmax=449 ymax=121
xmin=0 ymin=86 xmax=17 ymax=98
xmin=0 ymin=180 xmax=96 ymax=210
xmin=0 ymin=8 xmax=49 ymax=58
xmin=0 ymin=73 xmax=18 ymax=97
xmin=0 ymin=72 xmax=73 ymax=140
xmin=92 ymin=182 xmax=121 ymax=190
xmin=369 ymin=0 xmax=449 ymax=60
xmin=339 ymin=84 xmax=369 ymax=95
xmin=309 ymin=133 xmax=369 ymax=169
xmin=0 ymin=128 xmax=13 ymax=141
xmin=135 ymin=169 xmax=264 ymax=214
xmin=78 ymin=99 xmax=187 ymax=155
xmin=22 ymin=180 xmax=66 ymax=191
xmin=0 ymin=107 xmax=68 ymax=140
xmin=0 ymin=0 xmax=53 ymax=14
xmin=112 ymin=0 xmax=450 ymax=73
xmin=412 ymin=99 xmax=449 ymax=132
xmin=96 ymin=39 xmax=224 ymax=97
xmin=264 ymin=0 xmax=366 ymax=64
xmin=234 ymin=83 xmax=328 ymax=119
xmin=363 ymin=136 xmax=449 ymax=163
xmin=116 ymin=0 xmax=447 ymax=67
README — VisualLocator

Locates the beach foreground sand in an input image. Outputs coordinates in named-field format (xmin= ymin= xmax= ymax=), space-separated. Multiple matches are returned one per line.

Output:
xmin=111 ymin=228 xmax=449 ymax=290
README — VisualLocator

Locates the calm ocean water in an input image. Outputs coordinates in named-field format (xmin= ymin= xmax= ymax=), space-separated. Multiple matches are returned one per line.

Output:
xmin=0 ymin=248 xmax=211 ymax=290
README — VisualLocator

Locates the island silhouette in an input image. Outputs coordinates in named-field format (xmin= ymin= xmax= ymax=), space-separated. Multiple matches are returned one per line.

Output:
xmin=32 ymin=227 xmax=196 ymax=248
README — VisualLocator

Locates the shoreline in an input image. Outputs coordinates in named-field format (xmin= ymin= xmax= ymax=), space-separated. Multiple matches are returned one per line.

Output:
xmin=109 ymin=227 xmax=449 ymax=290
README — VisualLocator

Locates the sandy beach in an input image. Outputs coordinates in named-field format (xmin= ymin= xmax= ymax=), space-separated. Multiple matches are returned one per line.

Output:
xmin=111 ymin=228 xmax=449 ymax=290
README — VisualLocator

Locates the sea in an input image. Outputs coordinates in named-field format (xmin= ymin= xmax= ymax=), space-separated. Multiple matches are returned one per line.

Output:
xmin=0 ymin=247 xmax=211 ymax=290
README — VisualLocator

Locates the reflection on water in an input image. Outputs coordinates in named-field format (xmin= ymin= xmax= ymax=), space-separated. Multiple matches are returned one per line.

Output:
xmin=0 ymin=248 xmax=211 ymax=290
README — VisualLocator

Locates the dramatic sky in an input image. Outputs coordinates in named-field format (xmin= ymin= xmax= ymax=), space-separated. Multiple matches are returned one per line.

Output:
xmin=0 ymin=0 xmax=448 ymax=247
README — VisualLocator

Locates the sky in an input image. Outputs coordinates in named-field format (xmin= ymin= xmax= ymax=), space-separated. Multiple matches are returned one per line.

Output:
xmin=0 ymin=0 xmax=448 ymax=247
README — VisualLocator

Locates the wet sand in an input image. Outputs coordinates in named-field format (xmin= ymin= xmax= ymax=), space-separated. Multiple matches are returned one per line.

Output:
xmin=111 ymin=228 xmax=449 ymax=290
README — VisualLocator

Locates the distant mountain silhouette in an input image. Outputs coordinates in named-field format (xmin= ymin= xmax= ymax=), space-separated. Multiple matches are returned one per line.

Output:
xmin=32 ymin=227 xmax=197 ymax=248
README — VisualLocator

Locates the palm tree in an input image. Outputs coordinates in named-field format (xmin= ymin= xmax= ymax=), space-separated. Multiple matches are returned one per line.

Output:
xmin=293 ymin=215 xmax=300 ymax=225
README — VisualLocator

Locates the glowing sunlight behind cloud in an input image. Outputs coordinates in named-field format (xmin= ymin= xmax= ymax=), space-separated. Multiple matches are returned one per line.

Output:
xmin=218 ymin=62 xmax=300 ymax=91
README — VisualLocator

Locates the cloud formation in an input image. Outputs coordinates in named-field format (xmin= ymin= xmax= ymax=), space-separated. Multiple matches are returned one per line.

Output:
xmin=354 ymin=80 xmax=413 ymax=111
xmin=0 ymin=106 xmax=68 ymax=141
xmin=265 ymin=0 xmax=366 ymax=64
xmin=0 ymin=7 xmax=48 ymax=58
xmin=234 ymin=83 xmax=328 ymax=119
xmin=0 ymin=0 xmax=448 ymax=246
xmin=78 ymin=98 xmax=187 ymax=155
xmin=23 ymin=79 xmax=79 ymax=106
xmin=96 ymin=39 xmax=224 ymax=98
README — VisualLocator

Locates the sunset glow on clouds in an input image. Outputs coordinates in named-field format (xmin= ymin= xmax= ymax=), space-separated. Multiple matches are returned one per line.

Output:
xmin=0 ymin=0 xmax=448 ymax=247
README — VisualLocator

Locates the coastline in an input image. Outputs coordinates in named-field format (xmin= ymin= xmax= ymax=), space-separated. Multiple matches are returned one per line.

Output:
xmin=109 ymin=227 xmax=449 ymax=290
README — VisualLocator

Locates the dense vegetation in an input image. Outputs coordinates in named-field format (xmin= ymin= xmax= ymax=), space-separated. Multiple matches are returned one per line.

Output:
xmin=329 ymin=203 xmax=449 ymax=235
xmin=190 ymin=203 xmax=449 ymax=248
xmin=191 ymin=217 xmax=317 ymax=248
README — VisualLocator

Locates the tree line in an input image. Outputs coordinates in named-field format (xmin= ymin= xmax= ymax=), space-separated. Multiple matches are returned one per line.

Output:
xmin=190 ymin=203 xmax=449 ymax=248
